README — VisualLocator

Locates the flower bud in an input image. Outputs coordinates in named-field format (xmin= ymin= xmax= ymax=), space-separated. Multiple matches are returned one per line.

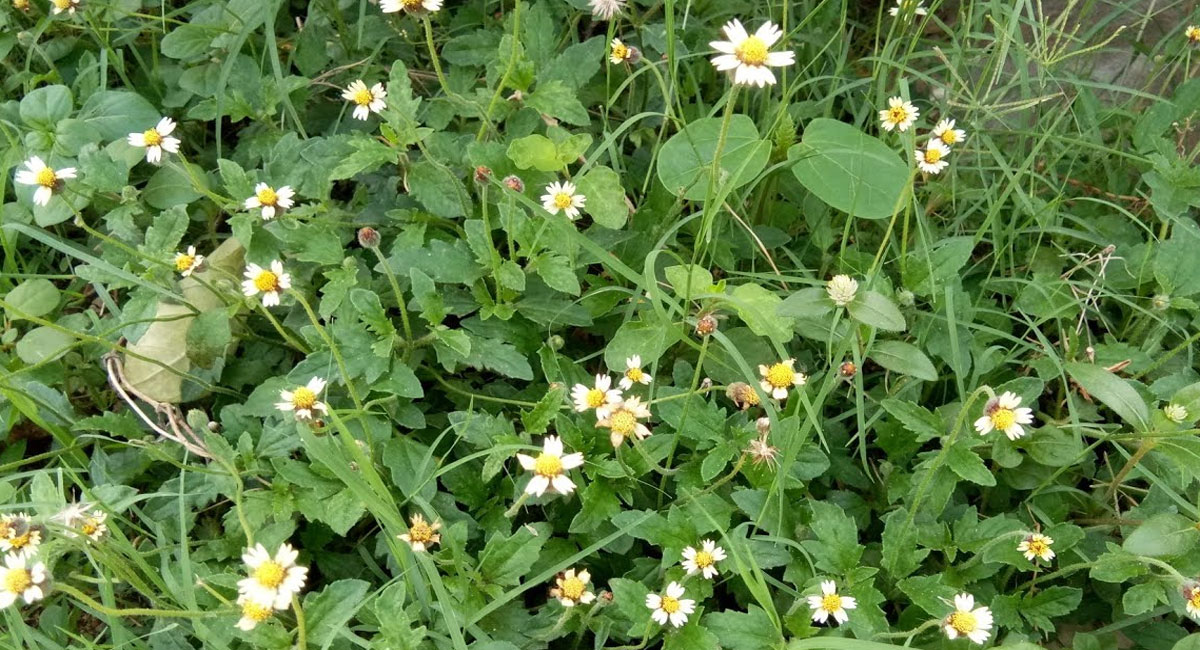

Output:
xmin=503 ymin=175 xmax=525 ymax=192
xmin=695 ymin=313 xmax=718 ymax=337
xmin=357 ymin=227 xmax=381 ymax=249
xmin=474 ymin=165 xmax=492 ymax=183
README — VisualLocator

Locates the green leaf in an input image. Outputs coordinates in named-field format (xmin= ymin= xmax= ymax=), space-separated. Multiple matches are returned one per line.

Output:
xmin=185 ymin=310 xmax=231 ymax=369
xmin=507 ymin=134 xmax=561 ymax=172
xmin=902 ymin=236 xmax=974 ymax=296
xmin=602 ymin=316 xmax=680 ymax=372
xmin=574 ymin=165 xmax=627 ymax=228
xmin=329 ymin=135 xmax=398 ymax=180
xmin=703 ymin=606 xmax=781 ymax=650
xmin=729 ymin=283 xmax=794 ymax=345
xmin=521 ymin=385 xmax=565 ymax=434
xmin=804 ymin=500 xmax=863 ymax=573
xmin=1122 ymin=581 xmax=1165 ymax=616
xmin=881 ymin=507 xmax=928 ymax=578
xmin=870 ymin=340 xmax=936 ymax=381
xmin=1089 ymin=546 xmax=1148 ymax=583
xmin=408 ymin=160 xmax=468 ymax=218
xmin=846 ymin=290 xmax=905 ymax=331
xmin=664 ymin=622 xmax=720 ymax=650
xmin=664 ymin=265 xmax=714 ymax=296
xmin=945 ymin=443 xmax=996 ymax=486
xmin=143 ymin=163 xmax=208 ymax=210
xmin=534 ymin=253 xmax=580 ymax=295
xmin=788 ymin=118 xmax=909 ymax=219
xmin=159 ymin=24 xmax=213 ymax=59
xmin=539 ymin=36 xmax=605 ymax=89
xmin=1014 ymin=586 xmax=1082 ymax=631
xmin=4 ymin=279 xmax=60 ymax=320
xmin=15 ymin=326 xmax=75 ymax=364
xmin=526 ymin=80 xmax=590 ymax=126
xmin=141 ymin=205 xmax=189 ymax=257
xmin=302 ymin=579 xmax=371 ymax=649
xmin=478 ymin=523 xmax=550 ymax=586
xmin=777 ymin=287 xmax=833 ymax=318
xmin=880 ymin=399 xmax=943 ymax=441
xmin=79 ymin=91 xmax=161 ymax=141
xmin=20 ymin=85 xmax=73 ymax=130
xmin=657 ymin=115 xmax=770 ymax=200
xmin=1065 ymin=362 xmax=1151 ymax=431
xmin=1123 ymin=513 xmax=1199 ymax=557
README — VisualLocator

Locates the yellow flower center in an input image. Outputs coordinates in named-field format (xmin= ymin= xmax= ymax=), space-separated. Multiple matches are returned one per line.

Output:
xmin=660 ymin=595 xmax=681 ymax=614
xmin=256 ymin=187 xmax=278 ymax=206
xmin=693 ymin=550 xmax=714 ymax=568
xmin=764 ymin=363 xmax=795 ymax=389
xmin=612 ymin=43 xmax=629 ymax=60
xmin=939 ymin=130 xmax=959 ymax=145
xmin=625 ymin=367 xmax=644 ymax=383
xmin=741 ymin=386 xmax=760 ymax=406
xmin=1188 ymin=27 xmax=1200 ymax=42
xmin=291 ymin=386 xmax=317 ymax=410
xmin=408 ymin=520 xmax=435 ymax=543
xmin=924 ymin=147 xmax=943 ymax=163
xmin=14 ymin=0 xmax=30 ymax=10
xmin=175 ymin=254 xmax=196 ymax=272
xmin=3 ymin=569 xmax=31 ymax=595
xmin=142 ymin=129 xmax=163 ymax=146
xmin=553 ymin=192 xmax=573 ymax=209
xmin=252 ymin=561 xmax=286 ymax=588
xmin=990 ymin=408 xmax=1016 ymax=431
xmin=948 ymin=611 xmax=977 ymax=634
xmin=560 ymin=576 xmax=585 ymax=600
xmin=352 ymin=87 xmax=374 ymax=106
xmin=0 ymin=522 xmax=9 ymax=538
xmin=609 ymin=409 xmax=637 ymax=436
xmin=734 ymin=35 xmax=769 ymax=66
xmin=8 ymin=531 xmax=34 ymax=549
xmin=35 ymin=167 xmax=57 ymax=187
xmin=242 ymin=599 xmax=274 ymax=622
xmin=821 ymin=593 xmax=843 ymax=613
xmin=888 ymin=106 xmax=909 ymax=124
xmin=52 ymin=0 xmax=71 ymax=8
xmin=1191 ymin=591 xmax=1200 ymax=609
xmin=534 ymin=453 xmax=563 ymax=477
xmin=81 ymin=520 xmax=100 ymax=536
xmin=1026 ymin=538 xmax=1049 ymax=557
xmin=402 ymin=0 xmax=423 ymax=8
xmin=585 ymin=388 xmax=607 ymax=409
xmin=253 ymin=271 xmax=280 ymax=292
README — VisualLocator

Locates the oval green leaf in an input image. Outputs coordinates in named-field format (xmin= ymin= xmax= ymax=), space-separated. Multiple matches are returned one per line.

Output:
xmin=789 ymin=118 xmax=909 ymax=219
xmin=657 ymin=115 xmax=769 ymax=200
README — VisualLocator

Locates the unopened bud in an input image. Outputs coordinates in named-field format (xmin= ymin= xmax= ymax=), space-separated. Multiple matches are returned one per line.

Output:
xmin=474 ymin=165 xmax=492 ymax=183
xmin=839 ymin=361 xmax=857 ymax=379
xmin=695 ymin=313 xmax=718 ymax=337
xmin=357 ymin=227 xmax=381 ymax=249
xmin=503 ymin=175 xmax=525 ymax=192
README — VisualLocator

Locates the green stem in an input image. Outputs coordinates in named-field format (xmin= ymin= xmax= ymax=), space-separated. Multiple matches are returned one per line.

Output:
xmin=56 ymin=584 xmax=213 ymax=619
xmin=293 ymin=593 xmax=308 ymax=650
xmin=292 ymin=290 xmax=364 ymax=411
xmin=369 ymin=246 xmax=415 ymax=353
xmin=258 ymin=303 xmax=311 ymax=354
xmin=699 ymin=85 xmax=740 ymax=244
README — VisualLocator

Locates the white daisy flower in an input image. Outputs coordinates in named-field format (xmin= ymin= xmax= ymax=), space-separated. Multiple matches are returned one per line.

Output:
xmin=888 ymin=0 xmax=928 ymax=18
xmin=74 ymin=511 xmax=108 ymax=542
xmin=709 ymin=20 xmax=795 ymax=87
xmin=646 ymin=581 xmax=695 ymax=628
xmin=237 ymin=543 xmax=308 ymax=610
xmin=974 ymin=391 xmax=1035 ymax=440
xmin=570 ymin=374 xmax=623 ymax=418
xmin=276 ymin=377 xmax=328 ymax=420
xmin=0 ymin=555 xmax=46 ymax=609
xmin=1185 ymin=584 xmax=1200 ymax=619
xmin=0 ymin=514 xmax=42 ymax=560
xmin=943 ymin=593 xmax=994 ymax=645
xmin=588 ymin=0 xmax=625 ymax=20
xmin=879 ymin=97 xmax=919 ymax=132
xmin=1017 ymin=533 xmax=1055 ymax=563
xmin=174 ymin=246 xmax=204 ymax=277
xmin=540 ymin=181 xmax=587 ymax=219
xmin=398 ymin=513 xmax=441 ymax=552
xmin=235 ymin=593 xmax=279 ymax=631
xmin=1188 ymin=26 xmax=1200 ymax=44
xmin=127 ymin=117 xmax=181 ymax=164
xmin=14 ymin=156 xmax=76 ymax=207
xmin=807 ymin=580 xmax=857 ymax=625
xmin=758 ymin=358 xmax=807 ymax=400
xmin=610 ymin=38 xmax=636 ymax=64
xmin=932 ymin=118 xmax=967 ymax=147
xmin=380 ymin=0 xmax=441 ymax=14
xmin=1164 ymin=403 xmax=1189 ymax=423
xmin=915 ymin=140 xmax=951 ymax=174
xmin=516 ymin=435 xmax=585 ymax=497
xmin=618 ymin=355 xmax=652 ymax=390
xmin=597 ymin=396 xmax=652 ymax=448
xmin=244 ymin=183 xmax=295 ymax=220
xmin=826 ymin=275 xmax=859 ymax=306
xmin=342 ymin=80 xmax=387 ymax=121
xmin=51 ymin=0 xmax=80 ymax=14
xmin=550 ymin=568 xmax=596 ymax=607
xmin=681 ymin=539 xmax=727 ymax=579
xmin=241 ymin=261 xmax=291 ymax=307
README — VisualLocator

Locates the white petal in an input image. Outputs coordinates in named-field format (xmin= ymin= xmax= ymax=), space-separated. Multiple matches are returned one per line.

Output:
xmin=527 ymin=475 xmax=549 ymax=497
xmin=517 ymin=454 xmax=536 ymax=470
xmin=34 ymin=186 xmax=52 ymax=206
xmin=560 ymin=453 xmax=584 ymax=470
xmin=551 ymin=474 xmax=576 ymax=494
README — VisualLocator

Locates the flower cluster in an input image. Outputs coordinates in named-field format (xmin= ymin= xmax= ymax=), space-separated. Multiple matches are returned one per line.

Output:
xmin=236 ymin=543 xmax=308 ymax=630
xmin=0 ymin=503 xmax=112 ymax=611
